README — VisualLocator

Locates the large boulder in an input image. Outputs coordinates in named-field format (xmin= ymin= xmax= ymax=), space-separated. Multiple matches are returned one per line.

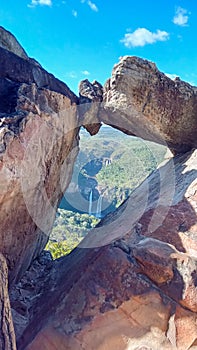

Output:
xmin=78 ymin=79 xmax=103 ymax=135
xmin=0 ymin=27 xmax=79 ymax=283
xmin=84 ymin=56 xmax=197 ymax=153
xmin=11 ymin=150 xmax=197 ymax=350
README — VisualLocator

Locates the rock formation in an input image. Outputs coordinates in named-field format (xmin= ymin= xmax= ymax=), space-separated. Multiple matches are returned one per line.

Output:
xmin=0 ymin=253 xmax=16 ymax=350
xmin=0 ymin=26 xmax=28 ymax=60
xmin=11 ymin=150 xmax=197 ymax=350
xmin=0 ymin=27 xmax=197 ymax=350
xmin=0 ymin=27 xmax=79 ymax=283
xmin=85 ymin=56 xmax=197 ymax=154
xmin=78 ymin=79 xmax=103 ymax=135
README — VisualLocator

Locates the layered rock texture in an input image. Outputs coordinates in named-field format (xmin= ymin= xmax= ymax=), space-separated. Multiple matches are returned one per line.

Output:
xmin=11 ymin=150 xmax=197 ymax=350
xmin=79 ymin=79 xmax=103 ymax=135
xmin=0 ymin=253 xmax=16 ymax=350
xmin=0 ymin=26 xmax=28 ymax=60
xmin=85 ymin=56 xmax=197 ymax=153
xmin=0 ymin=27 xmax=197 ymax=350
xmin=0 ymin=27 xmax=79 ymax=284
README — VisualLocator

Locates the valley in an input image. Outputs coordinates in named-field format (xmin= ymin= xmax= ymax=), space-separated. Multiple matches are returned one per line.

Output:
xmin=47 ymin=126 xmax=167 ymax=257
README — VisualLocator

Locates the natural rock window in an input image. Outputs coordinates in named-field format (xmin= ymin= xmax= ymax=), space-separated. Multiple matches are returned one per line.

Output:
xmin=47 ymin=125 xmax=167 ymax=259
xmin=1 ymin=27 xmax=197 ymax=350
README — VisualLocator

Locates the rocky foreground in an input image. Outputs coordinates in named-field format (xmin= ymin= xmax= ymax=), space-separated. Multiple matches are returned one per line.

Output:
xmin=0 ymin=26 xmax=197 ymax=349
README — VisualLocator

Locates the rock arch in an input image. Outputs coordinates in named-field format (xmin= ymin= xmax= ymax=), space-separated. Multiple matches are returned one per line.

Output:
xmin=0 ymin=27 xmax=197 ymax=349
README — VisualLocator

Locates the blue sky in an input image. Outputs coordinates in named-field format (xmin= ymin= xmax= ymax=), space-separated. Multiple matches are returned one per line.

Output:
xmin=1 ymin=0 xmax=197 ymax=93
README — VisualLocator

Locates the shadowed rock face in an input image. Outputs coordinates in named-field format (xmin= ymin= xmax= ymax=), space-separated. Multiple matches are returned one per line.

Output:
xmin=0 ymin=26 xmax=28 ymax=60
xmin=0 ymin=47 xmax=78 ymax=104
xmin=0 ymin=27 xmax=197 ymax=350
xmin=12 ymin=150 xmax=197 ymax=350
xmin=78 ymin=79 xmax=103 ymax=135
xmin=0 ymin=253 xmax=16 ymax=350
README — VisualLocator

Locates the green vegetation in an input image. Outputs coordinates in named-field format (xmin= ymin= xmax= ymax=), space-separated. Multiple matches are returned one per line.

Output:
xmin=67 ymin=127 xmax=167 ymax=211
xmin=45 ymin=240 xmax=79 ymax=259
xmin=46 ymin=126 xmax=167 ymax=259
xmin=96 ymin=140 xmax=166 ymax=207
xmin=50 ymin=209 xmax=99 ymax=242
xmin=45 ymin=209 xmax=99 ymax=259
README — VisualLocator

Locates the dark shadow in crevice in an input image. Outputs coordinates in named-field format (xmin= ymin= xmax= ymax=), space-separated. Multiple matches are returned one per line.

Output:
xmin=16 ymin=150 xmax=197 ymax=349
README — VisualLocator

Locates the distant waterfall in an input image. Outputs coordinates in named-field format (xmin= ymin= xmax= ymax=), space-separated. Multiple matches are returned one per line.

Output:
xmin=105 ymin=159 xmax=111 ymax=166
xmin=96 ymin=195 xmax=102 ymax=218
xmin=88 ymin=190 xmax=93 ymax=216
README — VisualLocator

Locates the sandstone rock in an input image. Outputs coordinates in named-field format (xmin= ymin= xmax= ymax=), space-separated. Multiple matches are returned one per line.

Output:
xmin=0 ymin=27 xmax=77 ymax=104
xmin=100 ymin=56 xmax=197 ymax=153
xmin=0 ymin=253 xmax=16 ymax=350
xmin=1 ymin=27 xmax=197 ymax=350
xmin=10 ymin=251 xmax=53 ymax=341
xmin=0 ymin=81 xmax=79 ymax=284
xmin=0 ymin=28 xmax=79 ymax=283
xmin=0 ymin=47 xmax=78 ymax=103
xmin=0 ymin=26 xmax=28 ymax=60
xmin=78 ymin=79 xmax=103 ymax=135
xmin=12 ymin=150 xmax=197 ymax=350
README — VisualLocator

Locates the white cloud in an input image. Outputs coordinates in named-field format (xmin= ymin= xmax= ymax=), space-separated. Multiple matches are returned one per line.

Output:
xmin=72 ymin=10 xmax=78 ymax=17
xmin=173 ymin=7 xmax=189 ymax=26
xmin=165 ymin=73 xmax=196 ymax=86
xmin=121 ymin=28 xmax=169 ymax=48
xmin=87 ymin=1 xmax=98 ymax=12
xmin=165 ymin=73 xmax=178 ymax=81
xmin=67 ymin=71 xmax=77 ymax=79
xmin=81 ymin=70 xmax=90 ymax=76
xmin=188 ymin=81 xmax=196 ymax=87
xmin=29 ymin=0 xmax=52 ymax=7
xmin=81 ymin=0 xmax=98 ymax=12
